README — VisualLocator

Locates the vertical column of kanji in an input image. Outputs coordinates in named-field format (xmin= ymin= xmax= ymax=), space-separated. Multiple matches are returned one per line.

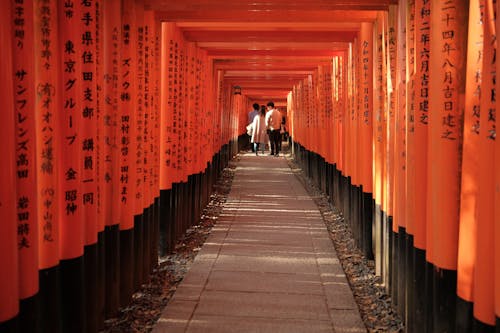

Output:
xmin=379 ymin=12 xmax=391 ymax=289
xmin=0 ymin=1 xmax=19 ymax=330
xmin=359 ymin=22 xmax=374 ymax=260
xmin=496 ymin=1 xmax=500 ymax=326
xmin=323 ymin=64 xmax=332 ymax=166
xmin=34 ymin=1 xmax=63 ymax=332
xmin=473 ymin=0 xmax=496 ymax=327
xmin=427 ymin=0 xmax=468 ymax=330
xmin=133 ymin=2 xmax=145 ymax=291
xmin=372 ymin=13 xmax=384 ymax=278
xmin=151 ymin=9 xmax=160 ymax=271
xmin=350 ymin=42 xmax=359 ymax=192
xmin=457 ymin=0 xmax=483 ymax=329
xmin=159 ymin=22 xmax=173 ymax=254
xmin=11 ymin=0 xmax=39 ymax=329
xmin=186 ymin=42 xmax=195 ymax=183
xmin=101 ymin=0 xmax=121 ymax=317
xmin=78 ymin=0 xmax=101 ymax=329
xmin=387 ymin=5 xmax=397 ymax=228
xmin=337 ymin=56 xmax=346 ymax=175
xmin=142 ymin=9 xmax=153 ymax=281
xmin=496 ymin=0 xmax=500 ymax=325
xmin=119 ymin=0 xmax=137 ymax=306
xmin=56 ymin=2 xmax=86 ymax=332
xmin=152 ymin=13 xmax=161 ymax=270
xmin=413 ymin=0 xmax=431 ymax=261
xmin=94 ymin=1 xmax=106 ymax=328
xmin=395 ymin=0 xmax=412 ymax=326
xmin=405 ymin=0 xmax=417 ymax=265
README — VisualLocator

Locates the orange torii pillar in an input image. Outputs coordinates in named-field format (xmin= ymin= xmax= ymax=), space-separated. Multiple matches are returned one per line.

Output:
xmin=79 ymin=0 xmax=101 ymax=330
xmin=159 ymin=22 xmax=176 ymax=255
xmin=393 ymin=0 xmax=410 ymax=326
xmin=57 ymin=2 xmax=86 ymax=332
xmin=473 ymin=0 xmax=496 ymax=328
xmin=0 ymin=1 xmax=19 ymax=331
xmin=408 ymin=0 xmax=431 ymax=330
xmin=34 ymin=0 xmax=63 ymax=331
xmin=496 ymin=0 xmax=500 ymax=327
xmin=101 ymin=0 xmax=122 ymax=317
xmin=119 ymin=0 xmax=138 ymax=307
xmin=427 ymin=0 xmax=468 ymax=331
xmin=359 ymin=22 xmax=374 ymax=261
xmin=132 ymin=2 xmax=145 ymax=292
xmin=456 ymin=0 xmax=484 ymax=330
xmin=11 ymin=1 xmax=39 ymax=331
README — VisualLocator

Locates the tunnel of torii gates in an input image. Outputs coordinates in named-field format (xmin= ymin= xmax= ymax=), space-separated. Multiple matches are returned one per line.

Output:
xmin=1 ymin=0 xmax=500 ymax=332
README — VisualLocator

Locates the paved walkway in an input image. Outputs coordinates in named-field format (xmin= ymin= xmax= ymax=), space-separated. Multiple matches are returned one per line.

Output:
xmin=153 ymin=151 xmax=366 ymax=333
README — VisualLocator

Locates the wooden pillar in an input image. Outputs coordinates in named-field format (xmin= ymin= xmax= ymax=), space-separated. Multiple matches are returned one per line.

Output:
xmin=427 ymin=0 xmax=468 ymax=330
xmin=11 ymin=0 xmax=39 ymax=330
xmin=0 ymin=0 xmax=19 ymax=328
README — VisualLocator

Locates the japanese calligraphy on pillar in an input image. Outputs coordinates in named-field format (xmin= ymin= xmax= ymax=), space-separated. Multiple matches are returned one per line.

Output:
xmin=59 ymin=0 xmax=84 ymax=259
xmin=416 ymin=0 xmax=431 ymax=125
xmin=35 ymin=0 xmax=60 ymax=268
xmin=119 ymin=1 xmax=137 ymax=228
xmin=143 ymin=20 xmax=151 ymax=207
xmin=79 ymin=0 xmax=98 ymax=242
xmin=12 ymin=0 xmax=38 ymax=299
xmin=136 ymin=21 xmax=145 ymax=210
xmin=439 ymin=1 xmax=461 ymax=140
xmin=407 ymin=0 xmax=416 ymax=134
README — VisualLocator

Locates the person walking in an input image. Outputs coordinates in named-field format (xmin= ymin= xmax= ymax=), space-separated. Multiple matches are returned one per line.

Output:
xmin=247 ymin=103 xmax=260 ymax=152
xmin=251 ymin=105 xmax=268 ymax=155
xmin=265 ymin=101 xmax=282 ymax=156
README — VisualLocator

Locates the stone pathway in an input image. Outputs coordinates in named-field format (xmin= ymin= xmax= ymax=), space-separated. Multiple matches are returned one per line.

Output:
xmin=152 ymin=152 xmax=366 ymax=333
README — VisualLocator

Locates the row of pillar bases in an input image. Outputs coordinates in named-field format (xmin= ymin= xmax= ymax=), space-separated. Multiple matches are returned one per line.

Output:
xmin=0 ymin=141 xmax=236 ymax=333
xmin=291 ymin=139 xmax=497 ymax=333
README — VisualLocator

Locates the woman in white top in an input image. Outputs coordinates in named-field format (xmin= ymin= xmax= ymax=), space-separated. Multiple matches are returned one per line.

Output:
xmin=251 ymin=106 xmax=267 ymax=155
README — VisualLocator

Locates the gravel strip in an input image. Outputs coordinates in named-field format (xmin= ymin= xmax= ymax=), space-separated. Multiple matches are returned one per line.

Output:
xmin=285 ymin=154 xmax=404 ymax=333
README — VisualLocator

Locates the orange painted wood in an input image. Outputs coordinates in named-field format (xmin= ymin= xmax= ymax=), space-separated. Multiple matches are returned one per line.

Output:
xmin=119 ymin=0 xmax=138 ymax=230
xmin=413 ymin=0 xmax=431 ymax=247
xmin=35 ymin=0 xmax=61 ymax=270
xmin=393 ymin=1 xmax=407 ymax=232
xmin=457 ymin=0 xmax=484 ymax=304
xmin=58 ymin=0 xmax=84 ymax=259
xmin=12 ymin=0 xmax=39 ymax=299
xmin=386 ymin=5 xmax=397 ymax=219
xmin=80 ymin=0 xmax=99 ymax=244
xmin=0 ymin=0 xmax=19 ymax=321
xmin=102 ymin=0 xmax=122 ymax=226
xmin=160 ymin=22 xmax=175 ymax=190
xmin=473 ymin=0 xmax=496 ymax=325
xmin=405 ymin=0 xmax=417 ymax=243
xmin=495 ymin=0 xmax=500 ymax=319
xmin=426 ymin=0 xmax=468 ymax=268
xmin=155 ymin=10 xmax=380 ymax=23
xmin=359 ymin=22 xmax=373 ymax=194
xmin=134 ymin=3 xmax=145 ymax=215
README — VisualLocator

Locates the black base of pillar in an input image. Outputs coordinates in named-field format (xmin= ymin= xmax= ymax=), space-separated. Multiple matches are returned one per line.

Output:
xmin=84 ymin=242 xmax=98 ymax=333
xmin=119 ymin=228 xmax=134 ymax=307
xmin=19 ymin=294 xmax=39 ymax=333
xmin=0 ymin=317 xmax=18 ymax=333
xmin=456 ymin=297 xmax=473 ymax=333
xmin=414 ymin=248 xmax=426 ymax=333
xmin=133 ymin=214 xmax=144 ymax=290
xmin=432 ymin=266 xmax=457 ymax=332
xmin=104 ymin=224 xmax=120 ymax=317
xmin=60 ymin=255 xmax=86 ymax=333
xmin=39 ymin=265 xmax=62 ymax=333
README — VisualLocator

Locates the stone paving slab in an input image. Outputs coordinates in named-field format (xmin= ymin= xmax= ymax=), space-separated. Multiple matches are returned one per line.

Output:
xmin=153 ymin=152 xmax=366 ymax=333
